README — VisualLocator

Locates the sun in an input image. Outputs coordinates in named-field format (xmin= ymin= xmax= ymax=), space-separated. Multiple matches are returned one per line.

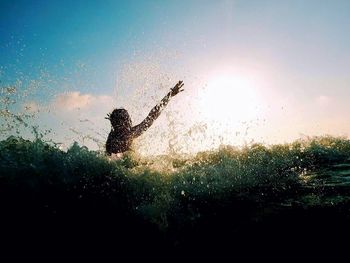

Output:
xmin=198 ymin=74 xmax=261 ymax=126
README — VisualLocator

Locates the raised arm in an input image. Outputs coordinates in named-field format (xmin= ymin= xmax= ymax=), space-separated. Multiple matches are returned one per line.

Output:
xmin=131 ymin=80 xmax=184 ymax=138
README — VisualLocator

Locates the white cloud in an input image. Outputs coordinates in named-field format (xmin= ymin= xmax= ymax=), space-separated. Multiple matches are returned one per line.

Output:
xmin=50 ymin=91 xmax=115 ymax=122
xmin=52 ymin=91 xmax=94 ymax=110
xmin=50 ymin=91 xmax=115 ymax=116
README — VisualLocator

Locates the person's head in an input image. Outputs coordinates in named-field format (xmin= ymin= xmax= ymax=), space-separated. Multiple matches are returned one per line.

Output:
xmin=106 ymin=108 xmax=132 ymax=131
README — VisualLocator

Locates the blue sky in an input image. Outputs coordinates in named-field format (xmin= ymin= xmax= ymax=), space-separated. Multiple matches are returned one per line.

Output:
xmin=1 ymin=0 xmax=350 ymax=154
xmin=1 ymin=0 xmax=349 ymax=91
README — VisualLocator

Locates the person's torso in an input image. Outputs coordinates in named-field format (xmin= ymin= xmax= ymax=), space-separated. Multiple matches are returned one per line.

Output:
xmin=107 ymin=130 xmax=133 ymax=154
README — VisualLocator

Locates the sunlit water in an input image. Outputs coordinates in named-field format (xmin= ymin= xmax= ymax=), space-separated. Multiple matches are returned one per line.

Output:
xmin=2 ymin=68 xmax=350 ymax=239
xmin=2 ymin=80 xmax=350 ymax=253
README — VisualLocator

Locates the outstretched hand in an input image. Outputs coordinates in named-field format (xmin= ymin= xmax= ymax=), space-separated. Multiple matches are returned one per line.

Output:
xmin=170 ymin=80 xmax=184 ymax=97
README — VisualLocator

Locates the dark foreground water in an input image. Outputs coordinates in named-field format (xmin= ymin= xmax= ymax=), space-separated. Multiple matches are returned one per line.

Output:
xmin=1 ymin=136 xmax=350 ymax=258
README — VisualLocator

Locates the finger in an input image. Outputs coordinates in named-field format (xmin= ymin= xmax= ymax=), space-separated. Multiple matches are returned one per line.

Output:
xmin=173 ymin=81 xmax=183 ymax=90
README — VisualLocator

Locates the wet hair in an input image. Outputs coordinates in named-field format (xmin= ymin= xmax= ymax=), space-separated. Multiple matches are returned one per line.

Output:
xmin=107 ymin=108 xmax=132 ymax=131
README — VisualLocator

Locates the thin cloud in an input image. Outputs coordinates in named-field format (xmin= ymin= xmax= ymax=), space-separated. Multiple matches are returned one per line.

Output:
xmin=52 ymin=91 xmax=94 ymax=111
xmin=51 ymin=91 xmax=115 ymax=114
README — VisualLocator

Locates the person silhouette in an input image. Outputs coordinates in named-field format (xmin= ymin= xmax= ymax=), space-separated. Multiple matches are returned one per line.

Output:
xmin=105 ymin=80 xmax=184 ymax=156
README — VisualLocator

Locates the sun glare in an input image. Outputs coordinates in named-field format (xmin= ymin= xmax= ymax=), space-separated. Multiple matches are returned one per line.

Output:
xmin=198 ymin=75 xmax=261 ymax=127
